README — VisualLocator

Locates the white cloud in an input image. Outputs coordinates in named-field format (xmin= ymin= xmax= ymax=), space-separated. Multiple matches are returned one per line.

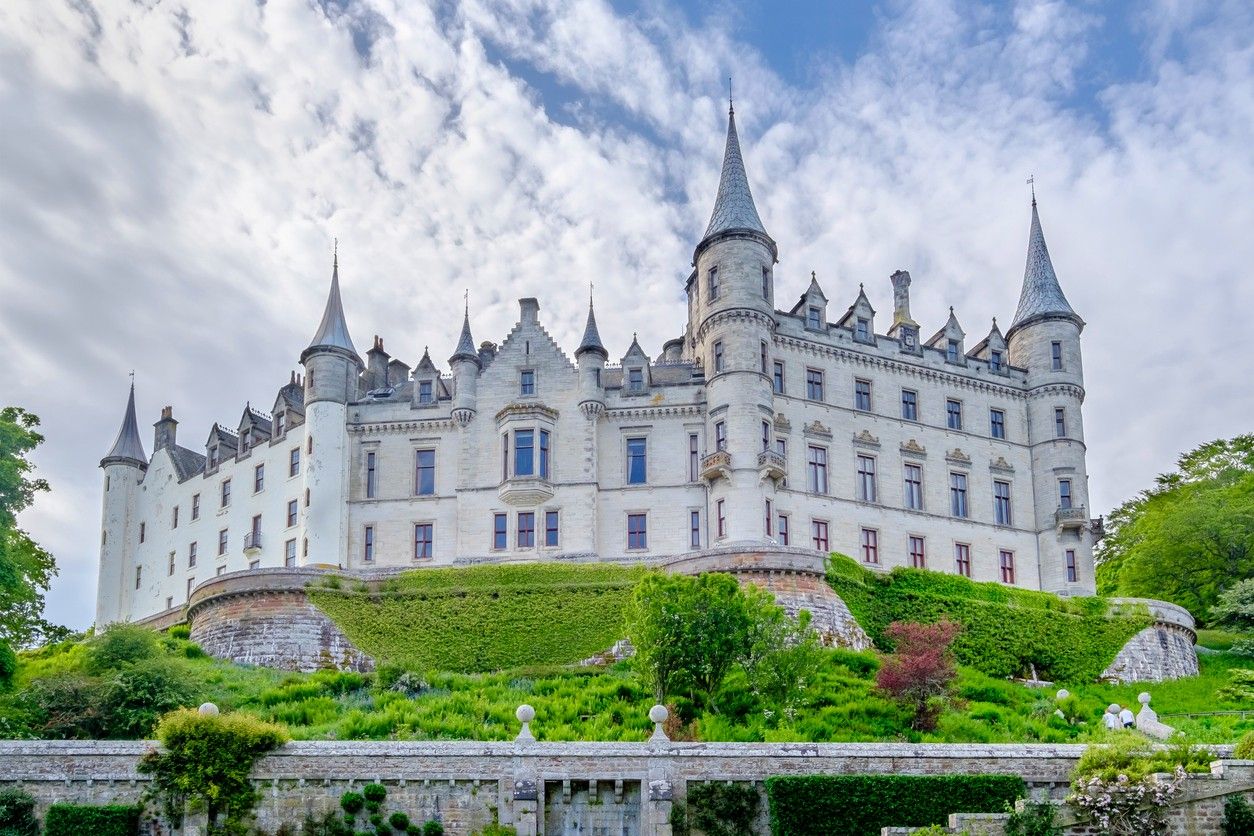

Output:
xmin=0 ymin=0 xmax=1251 ymax=628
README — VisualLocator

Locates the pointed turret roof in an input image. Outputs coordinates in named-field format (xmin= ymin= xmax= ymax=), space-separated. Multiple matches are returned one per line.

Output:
xmin=305 ymin=247 xmax=359 ymax=358
xmin=700 ymin=104 xmax=771 ymax=249
xmin=1009 ymin=195 xmax=1080 ymax=332
xmin=575 ymin=295 xmax=608 ymax=359
xmin=101 ymin=382 xmax=148 ymax=469
xmin=449 ymin=304 xmax=481 ymax=367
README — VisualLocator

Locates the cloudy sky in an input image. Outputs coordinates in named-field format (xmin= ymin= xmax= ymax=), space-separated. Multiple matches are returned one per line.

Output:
xmin=1 ymin=0 xmax=1251 ymax=630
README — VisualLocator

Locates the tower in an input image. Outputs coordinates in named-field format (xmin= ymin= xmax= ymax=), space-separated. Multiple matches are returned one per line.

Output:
xmin=98 ymin=381 xmax=148 ymax=624
xmin=575 ymin=293 xmax=608 ymax=420
xmin=1005 ymin=192 xmax=1093 ymax=594
xmin=689 ymin=102 xmax=779 ymax=544
xmin=448 ymin=303 xmax=481 ymax=428
xmin=299 ymin=249 xmax=362 ymax=567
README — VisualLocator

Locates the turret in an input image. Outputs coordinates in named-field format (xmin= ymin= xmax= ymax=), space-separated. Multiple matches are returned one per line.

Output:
xmin=448 ymin=302 xmax=481 ymax=427
xmin=98 ymin=381 xmax=148 ymax=625
xmin=299 ymin=247 xmax=362 ymax=567
xmin=690 ymin=101 xmax=779 ymax=545
xmin=575 ymin=294 xmax=608 ymax=419
xmin=1005 ymin=191 xmax=1092 ymax=594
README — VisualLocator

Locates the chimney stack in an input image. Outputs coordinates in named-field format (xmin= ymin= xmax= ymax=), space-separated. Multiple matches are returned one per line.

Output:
xmin=153 ymin=406 xmax=177 ymax=451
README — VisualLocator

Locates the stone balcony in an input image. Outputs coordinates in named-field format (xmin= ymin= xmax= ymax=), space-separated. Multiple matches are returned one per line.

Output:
xmin=757 ymin=449 xmax=787 ymax=482
xmin=700 ymin=449 xmax=732 ymax=482
xmin=243 ymin=531 xmax=262 ymax=554
xmin=499 ymin=475 xmax=555 ymax=506
xmin=1054 ymin=505 xmax=1087 ymax=533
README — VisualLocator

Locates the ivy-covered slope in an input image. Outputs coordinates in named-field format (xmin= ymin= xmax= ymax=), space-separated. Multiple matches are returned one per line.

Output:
xmin=307 ymin=563 xmax=650 ymax=672
xmin=827 ymin=555 xmax=1150 ymax=682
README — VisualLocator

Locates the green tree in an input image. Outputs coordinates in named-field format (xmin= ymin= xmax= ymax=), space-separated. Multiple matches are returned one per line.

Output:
xmin=0 ymin=407 xmax=59 ymax=647
xmin=1096 ymin=435 xmax=1254 ymax=620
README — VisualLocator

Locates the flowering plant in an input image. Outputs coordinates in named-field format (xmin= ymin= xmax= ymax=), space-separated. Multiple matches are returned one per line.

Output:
xmin=1068 ymin=766 xmax=1185 ymax=835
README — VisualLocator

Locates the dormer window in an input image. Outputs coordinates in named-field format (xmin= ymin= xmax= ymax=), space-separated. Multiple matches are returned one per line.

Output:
xmin=418 ymin=380 xmax=433 ymax=404
xmin=520 ymin=369 xmax=536 ymax=396
xmin=946 ymin=340 xmax=960 ymax=363
xmin=807 ymin=306 xmax=822 ymax=330
xmin=627 ymin=368 xmax=644 ymax=392
xmin=241 ymin=430 xmax=252 ymax=449
xmin=990 ymin=350 xmax=1003 ymax=372
xmin=274 ymin=413 xmax=285 ymax=435
xmin=856 ymin=318 xmax=870 ymax=341
xmin=208 ymin=446 xmax=219 ymax=468
xmin=709 ymin=267 xmax=720 ymax=301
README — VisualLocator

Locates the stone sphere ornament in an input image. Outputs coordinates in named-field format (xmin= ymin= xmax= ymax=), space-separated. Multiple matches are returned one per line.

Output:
xmin=198 ymin=702 xmax=219 ymax=716
xmin=1138 ymin=692 xmax=1152 ymax=705
xmin=649 ymin=704 xmax=670 ymax=742
xmin=1055 ymin=689 xmax=1070 ymax=700
xmin=515 ymin=704 xmax=536 ymax=742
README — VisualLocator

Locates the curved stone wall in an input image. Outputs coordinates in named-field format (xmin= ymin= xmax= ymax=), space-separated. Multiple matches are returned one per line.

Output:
xmin=188 ymin=568 xmax=372 ymax=672
xmin=1101 ymin=597 xmax=1199 ymax=683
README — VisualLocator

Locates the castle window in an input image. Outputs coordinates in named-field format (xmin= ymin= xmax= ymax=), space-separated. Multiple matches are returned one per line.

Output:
xmin=1055 ymin=407 xmax=1067 ymax=438
xmin=275 ymin=412 xmax=285 ymax=435
xmin=135 ymin=565 xmax=142 ymax=589
xmin=806 ymin=368 xmax=824 ymax=401
xmin=994 ymin=480 xmax=1012 ymax=526
xmin=901 ymin=389 xmax=918 ymax=421
xmin=216 ymin=565 xmax=225 ymax=576
xmin=307 ymin=435 xmax=313 ymax=455
xmin=286 ymin=499 xmax=298 ymax=528
xmin=139 ymin=521 xmax=146 ymax=544
xmin=949 ymin=472 xmax=969 ymax=518
xmin=762 ymin=266 xmax=770 ymax=298
xmin=762 ymin=420 xmax=771 ymax=452
xmin=946 ymin=399 xmax=963 ymax=430
xmin=218 ymin=529 xmax=228 ymax=555
xmin=192 ymin=494 xmax=200 ymax=520
xmin=904 ymin=464 xmax=923 ymax=510
xmin=1051 ymin=341 xmax=1063 ymax=370
xmin=166 ymin=595 xmax=174 ymax=609
xmin=773 ymin=361 xmax=784 ymax=394
xmin=713 ymin=341 xmax=724 ymax=373
xmin=626 ymin=437 xmax=647 ymax=484
xmin=493 ymin=514 xmax=507 ymax=550
xmin=517 ymin=512 xmax=535 ymax=548
xmin=1000 ymin=550 xmax=1015 ymax=584
xmin=708 ymin=266 xmax=720 ymax=301
xmin=806 ymin=306 xmax=822 ymax=330
xmin=690 ymin=510 xmax=701 ymax=548
xmin=188 ymin=541 xmax=197 ymax=568
xmin=208 ymin=446 xmax=219 ymax=469
xmin=777 ymin=513 xmax=789 ymax=546
xmin=514 ymin=431 xmax=534 ymax=476
xmin=414 ymin=523 xmax=433 ymax=559
xmin=187 ymin=577 xmax=194 ymax=598
xmin=289 ymin=448 xmax=300 ymax=477
xmin=241 ymin=429 xmax=252 ymax=450
xmin=760 ymin=341 xmax=768 ymax=374
xmin=250 ymin=515 xmax=261 ymax=545
xmin=1066 ymin=549 xmax=1078 ymax=582
xmin=545 ymin=511 xmax=560 ymax=547
xmin=304 ymin=488 xmax=310 ymax=507
xmin=285 ymin=538 xmax=296 ymax=567
xmin=627 ymin=514 xmax=648 ymax=550
xmin=172 ymin=506 xmax=179 ymax=529
xmin=520 ymin=369 xmax=536 ymax=396
xmin=955 ymin=543 xmax=971 ymax=576
xmin=946 ymin=339 xmax=960 ymax=363
xmin=990 ymin=408 xmax=1006 ymax=440
xmin=364 ymin=526 xmax=374 ymax=562
xmin=856 ymin=455 xmax=877 ymax=503
xmin=689 ymin=434 xmax=699 ymax=481
xmin=861 ymin=528 xmax=879 ymax=564
xmin=855 ymin=318 xmax=871 ymax=342
xmin=1058 ymin=479 xmax=1073 ymax=509
xmin=540 ymin=430 xmax=550 ymax=478
xmin=366 ymin=451 xmax=377 ymax=498
xmin=807 ymin=445 xmax=828 ymax=494
xmin=418 ymin=380 xmax=434 ymax=404
xmin=168 ymin=552 xmax=175 ymax=576
xmin=716 ymin=500 xmax=726 ymax=539
xmin=909 ymin=535 xmax=926 ymax=568
xmin=855 ymin=379 xmax=872 ymax=411
xmin=254 ymin=463 xmax=265 ymax=492
xmin=414 ymin=449 xmax=436 ymax=495
xmin=990 ymin=350 xmax=1003 ymax=372
xmin=627 ymin=368 xmax=644 ymax=392
xmin=221 ymin=479 xmax=231 ymax=508
xmin=105 ymin=475 xmax=110 ymax=492
xmin=765 ymin=499 xmax=772 ymax=537
xmin=811 ymin=520 xmax=829 ymax=552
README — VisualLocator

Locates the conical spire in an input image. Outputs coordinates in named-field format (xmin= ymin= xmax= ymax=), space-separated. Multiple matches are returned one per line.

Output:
xmin=701 ymin=105 xmax=769 ymax=243
xmin=1010 ymin=195 xmax=1079 ymax=331
xmin=306 ymin=245 xmax=359 ymax=357
xmin=101 ymin=381 xmax=148 ymax=469
xmin=575 ymin=291 xmax=608 ymax=359
xmin=449 ymin=299 xmax=480 ymax=366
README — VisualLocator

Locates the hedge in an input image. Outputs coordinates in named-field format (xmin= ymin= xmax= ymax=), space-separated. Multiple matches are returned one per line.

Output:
xmin=765 ymin=774 xmax=1026 ymax=835
xmin=308 ymin=563 xmax=650 ymax=672
xmin=827 ymin=555 xmax=1149 ymax=682
xmin=44 ymin=803 xmax=140 ymax=836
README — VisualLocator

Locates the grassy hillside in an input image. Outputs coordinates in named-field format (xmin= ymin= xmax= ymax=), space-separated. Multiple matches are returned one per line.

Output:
xmin=306 ymin=563 xmax=649 ymax=672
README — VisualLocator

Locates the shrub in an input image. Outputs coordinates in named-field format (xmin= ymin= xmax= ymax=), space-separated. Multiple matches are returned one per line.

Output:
xmin=361 ymin=783 xmax=387 ymax=803
xmin=43 ymin=803 xmax=140 ymax=836
xmin=685 ymin=782 xmax=760 ymax=836
xmin=0 ymin=786 xmax=39 ymax=836
xmin=765 ymin=774 xmax=1026 ymax=836
xmin=0 ymin=641 xmax=16 ymax=691
xmin=875 ymin=620 xmax=960 ymax=731
xmin=98 ymin=658 xmax=194 ymax=738
xmin=21 ymin=672 xmax=105 ymax=738
xmin=1073 ymin=735 xmax=1213 ymax=784
xmin=138 ymin=708 xmax=288 ymax=833
xmin=1004 ymin=800 xmax=1061 ymax=836
xmin=168 ymin=624 xmax=191 ymax=640
xmin=389 ymin=811 xmax=410 ymax=830
xmin=302 ymin=810 xmax=353 ymax=835
xmin=340 ymin=792 xmax=365 ymax=814
xmin=828 ymin=555 xmax=1149 ymax=682
xmin=422 ymin=821 xmax=445 ymax=836
xmin=1223 ymin=795 xmax=1254 ymax=835
xmin=1212 ymin=580 xmax=1254 ymax=630
xmin=1235 ymin=730 xmax=1254 ymax=759
xmin=86 ymin=623 xmax=160 ymax=673
xmin=1230 ymin=639 xmax=1254 ymax=658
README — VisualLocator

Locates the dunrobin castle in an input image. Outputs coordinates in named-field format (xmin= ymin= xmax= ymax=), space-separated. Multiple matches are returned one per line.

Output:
xmin=97 ymin=106 xmax=1099 ymax=627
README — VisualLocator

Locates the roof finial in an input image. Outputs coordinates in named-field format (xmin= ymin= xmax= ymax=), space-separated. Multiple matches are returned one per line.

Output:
xmin=129 ymin=369 xmax=135 ymax=386
xmin=1026 ymin=174 xmax=1036 ymax=207
xmin=728 ymin=75 xmax=733 ymax=116
xmin=812 ymin=270 xmax=816 ymax=281
xmin=333 ymin=238 xmax=338 ymax=272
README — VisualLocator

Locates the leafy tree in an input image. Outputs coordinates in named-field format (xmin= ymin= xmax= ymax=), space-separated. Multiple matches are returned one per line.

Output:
xmin=0 ymin=786 xmax=40 ymax=836
xmin=875 ymin=620 xmax=960 ymax=731
xmin=1211 ymin=579 xmax=1254 ymax=630
xmin=742 ymin=606 xmax=824 ymax=723
xmin=1096 ymin=435 xmax=1254 ymax=620
xmin=0 ymin=407 xmax=59 ymax=646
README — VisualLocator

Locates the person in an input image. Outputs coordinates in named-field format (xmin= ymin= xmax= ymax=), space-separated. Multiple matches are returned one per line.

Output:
xmin=1104 ymin=704 xmax=1120 ymax=731
xmin=1120 ymin=705 xmax=1135 ymax=729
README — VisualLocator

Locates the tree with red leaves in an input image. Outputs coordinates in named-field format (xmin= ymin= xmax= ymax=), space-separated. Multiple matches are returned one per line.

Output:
xmin=875 ymin=619 xmax=961 ymax=731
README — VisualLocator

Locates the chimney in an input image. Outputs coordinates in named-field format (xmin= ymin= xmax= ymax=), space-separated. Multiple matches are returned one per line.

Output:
xmin=367 ymin=335 xmax=391 ymax=387
xmin=890 ymin=270 xmax=916 ymax=327
xmin=153 ymin=406 xmax=177 ymax=451
xmin=519 ymin=297 xmax=540 ymax=325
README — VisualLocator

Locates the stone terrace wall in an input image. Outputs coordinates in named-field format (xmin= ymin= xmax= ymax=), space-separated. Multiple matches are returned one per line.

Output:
xmin=0 ymin=740 xmax=1090 ymax=835
xmin=1102 ymin=598 xmax=1199 ymax=683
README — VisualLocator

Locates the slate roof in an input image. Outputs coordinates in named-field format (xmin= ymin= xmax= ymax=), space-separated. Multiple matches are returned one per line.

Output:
xmin=101 ymin=383 xmax=148 ymax=468
xmin=1010 ymin=198 xmax=1079 ymax=330
xmin=169 ymin=445 xmax=207 ymax=481
xmin=306 ymin=252 xmax=359 ymax=357
xmin=576 ymin=300 xmax=608 ymax=358
xmin=450 ymin=308 xmax=480 ymax=366
xmin=702 ymin=107 xmax=769 ymax=242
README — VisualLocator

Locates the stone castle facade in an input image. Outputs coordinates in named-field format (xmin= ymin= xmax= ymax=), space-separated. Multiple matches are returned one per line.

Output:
xmin=97 ymin=106 xmax=1099 ymax=627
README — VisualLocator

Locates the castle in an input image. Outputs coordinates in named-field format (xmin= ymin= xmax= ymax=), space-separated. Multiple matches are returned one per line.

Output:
xmin=97 ymin=105 xmax=1099 ymax=627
